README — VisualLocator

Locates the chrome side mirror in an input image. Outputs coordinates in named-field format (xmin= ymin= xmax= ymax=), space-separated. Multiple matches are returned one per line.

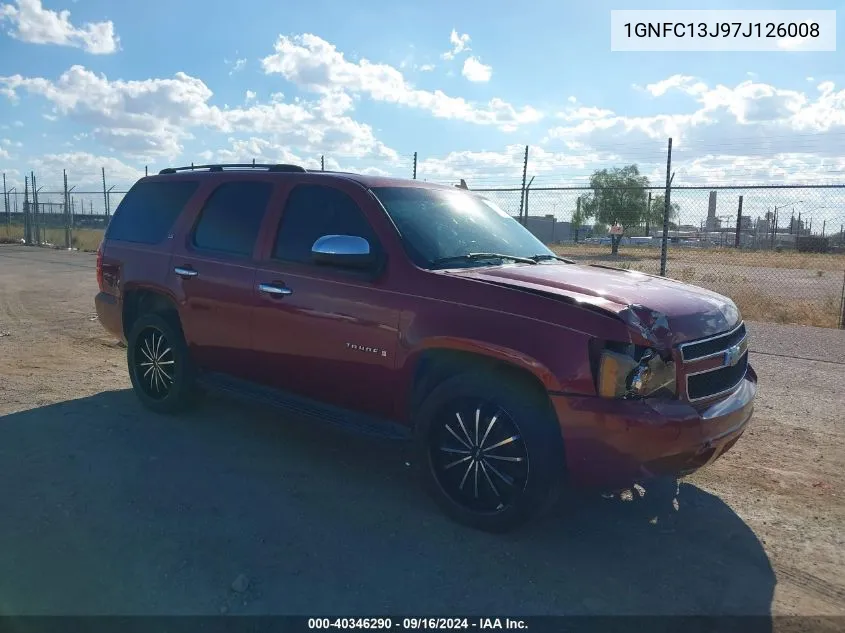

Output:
xmin=311 ymin=235 xmax=376 ymax=269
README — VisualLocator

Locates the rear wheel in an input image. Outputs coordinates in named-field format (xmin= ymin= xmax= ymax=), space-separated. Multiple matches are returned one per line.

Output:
xmin=127 ymin=312 xmax=198 ymax=414
xmin=415 ymin=371 xmax=565 ymax=532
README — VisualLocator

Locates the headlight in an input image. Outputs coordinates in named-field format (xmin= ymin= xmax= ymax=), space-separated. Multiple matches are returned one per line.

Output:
xmin=597 ymin=346 xmax=676 ymax=399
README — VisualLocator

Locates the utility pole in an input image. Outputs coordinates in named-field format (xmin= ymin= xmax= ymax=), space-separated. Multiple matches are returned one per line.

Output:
xmin=321 ymin=155 xmax=325 ymax=171
xmin=412 ymin=151 xmax=417 ymax=180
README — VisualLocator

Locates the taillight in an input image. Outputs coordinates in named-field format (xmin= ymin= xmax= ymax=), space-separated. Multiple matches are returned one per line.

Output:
xmin=96 ymin=241 xmax=104 ymax=291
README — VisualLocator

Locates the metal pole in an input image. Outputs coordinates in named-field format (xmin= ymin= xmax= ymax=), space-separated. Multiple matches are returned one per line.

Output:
xmin=518 ymin=145 xmax=528 ymax=225
xmin=822 ymin=219 xmax=826 ymax=237
xmin=645 ymin=191 xmax=651 ymax=236
xmin=734 ymin=195 xmax=743 ymax=248
xmin=2 ymin=173 xmax=6 ymax=238
xmin=659 ymin=138 xmax=673 ymax=277
xmin=63 ymin=170 xmax=71 ymax=249
xmin=575 ymin=196 xmax=581 ymax=243
xmin=321 ymin=155 xmax=325 ymax=171
xmin=32 ymin=174 xmax=40 ymax=245
xmin=23 ymin=176 xmax=30 ymax=244
xmin=412 ymin=152 xmax=417 ymax=180
xmin=145 ymin=165 xmax=148 ymax=177
xmin=839 ymin=270 xmax=845 ymax=330
xmin=102 ymin=167 xmax=109 ymax=220
xmin=524 ymin=176 xmax=535 ymax=226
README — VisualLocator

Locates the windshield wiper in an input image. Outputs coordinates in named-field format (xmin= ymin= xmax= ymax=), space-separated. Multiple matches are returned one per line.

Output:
xmin=530 ymin=254 xmax=576 ymax=264
xmin=431 ymin=252 xmax=538 ymax=268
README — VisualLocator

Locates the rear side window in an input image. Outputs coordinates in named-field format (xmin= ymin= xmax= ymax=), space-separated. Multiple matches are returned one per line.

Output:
xmin=273 ymin=184 xmax=377 ymax=264
xmin=192 ymin=182 xmax=273 ymax=257
xmin=106 ymin=180 xmax=199 ymax=244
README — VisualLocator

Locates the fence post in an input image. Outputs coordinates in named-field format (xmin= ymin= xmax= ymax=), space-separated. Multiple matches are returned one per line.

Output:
xmin=2 ymin=173 xmax=7 ymax=238
xmin=645 ymin=191 xmax=651 ymax=236
xmin=659 ymin=138 xmax=673 ymax=276
xmin=63 ymin=170 xmax=71 ymax=249
xmin=412 ymin=151 xmax=417 ymax=180
xmin=23 ymin=176 xmax=30 ymax=244
xmin=31 ymin=172 xmax=40 ymax=246
xmin=839 ymin=270 xmax=845 ymax=330
xmin=102 ymin=167 xmax=109 ymax=221
xmin=518 ymin=145 xmax=528 ymax=225
xmin=734 ymin=195 xmax=743 ymax=248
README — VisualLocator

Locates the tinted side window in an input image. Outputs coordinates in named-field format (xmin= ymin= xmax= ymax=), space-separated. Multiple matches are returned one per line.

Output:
xmin=107 ymin=180 xmax=199 ymax=244
xmin=273 ymin=185 xmax=377 ymax=263
xmin=192 ymin=182 xmax=272 ymax=256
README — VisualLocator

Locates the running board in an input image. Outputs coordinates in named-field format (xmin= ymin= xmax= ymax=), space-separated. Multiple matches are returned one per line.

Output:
xmin=197 ymin=372 xmax=411 ymax=442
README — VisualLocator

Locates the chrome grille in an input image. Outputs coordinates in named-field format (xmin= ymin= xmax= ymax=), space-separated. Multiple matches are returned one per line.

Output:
xmin=679 ymin=322 xmax=749 ymax=402
xmin=680 ymin=322 xmax=746 ymax=362
xmin=687 ymin=353 xmax=748 ymax=400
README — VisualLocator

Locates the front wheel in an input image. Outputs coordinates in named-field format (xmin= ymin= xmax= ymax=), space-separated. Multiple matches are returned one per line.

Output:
xmin=414 ymin=372 xmax=565 ymax=532
xmin=127 ymin=312 xmax=198 ymax=414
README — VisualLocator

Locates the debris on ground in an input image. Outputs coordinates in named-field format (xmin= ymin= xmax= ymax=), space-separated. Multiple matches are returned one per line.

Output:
xmin=231 ymin=574 xmax=250 ymax=594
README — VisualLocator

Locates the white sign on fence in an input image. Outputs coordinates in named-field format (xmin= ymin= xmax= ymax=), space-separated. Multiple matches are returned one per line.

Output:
xmin=609 ymin=224 xmax=624 ymax=235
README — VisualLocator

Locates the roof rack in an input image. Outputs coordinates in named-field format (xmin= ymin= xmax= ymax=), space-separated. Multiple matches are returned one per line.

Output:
xmin=158 ymin=163 xmax=306 ymax=175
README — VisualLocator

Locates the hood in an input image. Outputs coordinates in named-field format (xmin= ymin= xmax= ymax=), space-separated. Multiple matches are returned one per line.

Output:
xmin=446 ymin=262 xmax=740 ymax=347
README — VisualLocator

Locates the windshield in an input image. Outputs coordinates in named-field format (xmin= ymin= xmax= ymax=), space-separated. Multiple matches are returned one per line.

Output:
xmin=371 ymin=187 xmax=555 ymax=269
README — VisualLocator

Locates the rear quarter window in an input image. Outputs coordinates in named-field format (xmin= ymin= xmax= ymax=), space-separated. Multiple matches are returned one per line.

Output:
xmin=106 ymin=180 xmax=199 ymax=245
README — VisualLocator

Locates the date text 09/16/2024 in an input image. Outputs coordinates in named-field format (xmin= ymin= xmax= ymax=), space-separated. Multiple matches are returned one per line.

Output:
xmin=307 ymin=618 xmax=528 ymax=630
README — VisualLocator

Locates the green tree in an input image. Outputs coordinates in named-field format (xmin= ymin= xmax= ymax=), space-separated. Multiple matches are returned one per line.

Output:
xmin=581 ymin=165 xmax=649 ymax=254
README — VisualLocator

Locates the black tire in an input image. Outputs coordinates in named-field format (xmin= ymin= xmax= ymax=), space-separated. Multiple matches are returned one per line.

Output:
xmin=126 ymin=311 xmax=198 ymax=414
xmin=414 ymin=371 xmax=565 ymax=532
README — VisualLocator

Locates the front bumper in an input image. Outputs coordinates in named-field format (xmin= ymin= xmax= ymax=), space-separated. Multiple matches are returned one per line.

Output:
xmin=551 ymin=365 xmax=757 ymax=490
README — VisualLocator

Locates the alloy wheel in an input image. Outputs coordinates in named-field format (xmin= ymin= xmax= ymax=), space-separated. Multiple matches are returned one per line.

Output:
xmin=134 ymin=326 xmax=175 ymax=400
xmin=429 ymin=399 xmax=530 ymax=514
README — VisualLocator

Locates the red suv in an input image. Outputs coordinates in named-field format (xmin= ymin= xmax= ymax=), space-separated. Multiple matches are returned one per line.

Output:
xmin=95 ymin=163 xmax=756 ymax=532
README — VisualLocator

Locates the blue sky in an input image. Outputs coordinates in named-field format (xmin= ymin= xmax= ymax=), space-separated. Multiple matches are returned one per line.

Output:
xmin=0 ymin=0 xmax=843 ymax=225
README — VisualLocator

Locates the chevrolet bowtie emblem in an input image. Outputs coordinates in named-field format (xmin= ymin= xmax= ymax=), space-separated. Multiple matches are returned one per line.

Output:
xmin=723 ymin=339 xmax=747 ymax=367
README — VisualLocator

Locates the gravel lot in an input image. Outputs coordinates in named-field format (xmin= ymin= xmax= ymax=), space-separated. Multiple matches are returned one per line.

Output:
xmin=1 ymin=244 xmax=843 ymax=618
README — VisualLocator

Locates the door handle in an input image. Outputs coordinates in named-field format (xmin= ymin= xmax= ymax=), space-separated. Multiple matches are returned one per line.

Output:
xmin=174 ymin=266 xmax=198 ymax=279
xmin=258 ymin=282 xmax=293 ymax=297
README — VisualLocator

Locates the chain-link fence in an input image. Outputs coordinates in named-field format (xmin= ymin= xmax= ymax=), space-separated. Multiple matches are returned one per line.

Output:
xmin=3 ymin=148 xmax=845 ymax=329
xmin=476 ymin=184 xmax=845 ymax=330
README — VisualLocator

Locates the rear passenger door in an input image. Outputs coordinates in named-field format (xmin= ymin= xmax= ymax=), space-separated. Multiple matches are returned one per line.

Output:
xmin=169 ymin=179 xmax=275 ymax=377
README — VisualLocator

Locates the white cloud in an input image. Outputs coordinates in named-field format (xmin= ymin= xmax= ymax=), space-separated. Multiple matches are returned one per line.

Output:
xmin=245 ymin=89 xmax=256 ymax=102
xmin=0 ymin=0 xmax=119 ymax=54
xmin=567 ymin=96 xmax=577 ymax=104
xmin=0 ymin=64 xmax=401 ymax=161
xmin=462 ymin=56 xmax=491 ymax=83
xmin=645 ymin=75 xmax=707 ymax=97
xmin=260 ymin=34 xmax=541 ymax=131
xmin=441 ymin=29 xmax=470 ymax=60
xmin=226 ymin=57 xmax=247 ymax=75
xmin=13 ymin=120 xmax=23 ymax=127
xmin=418 ymin=64 xmax=435 ymax=72
xmin=0 ymin=146 xmax=10 ymax=159
xmin=542 ymin=75 xmax=845 ymax=186
xmin=30 ymin=152 xmax=144 ymax=187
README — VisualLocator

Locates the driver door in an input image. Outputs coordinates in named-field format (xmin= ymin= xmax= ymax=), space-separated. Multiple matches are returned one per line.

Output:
xmin=250 ymin=179 xmax=401 ymax=420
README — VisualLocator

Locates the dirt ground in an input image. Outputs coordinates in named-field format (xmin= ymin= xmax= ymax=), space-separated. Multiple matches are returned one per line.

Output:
xmin=1 ymin=244 xmax=844 ymax=621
